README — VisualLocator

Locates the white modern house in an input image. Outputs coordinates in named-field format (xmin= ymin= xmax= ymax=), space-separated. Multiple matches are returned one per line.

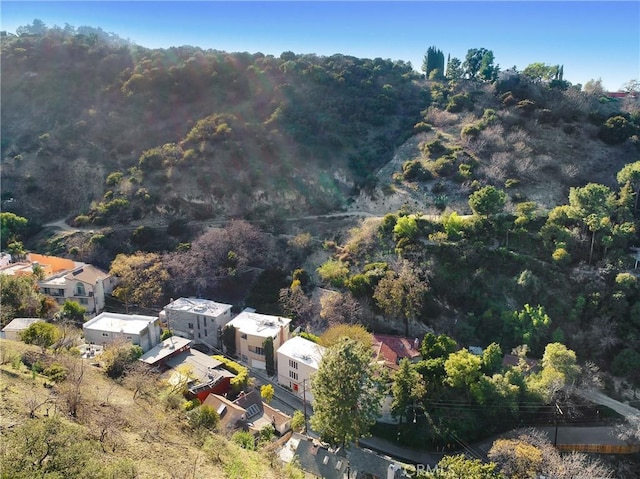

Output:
xmin=83 ymin=312 xmax=161 ymax=352
xmin=225 ymin=309 xmax=291 ymax=370
xmin=276 ymin=336 xmax=325 ymax=403
xmin=160 ymin=297 xmax=233 ymax=349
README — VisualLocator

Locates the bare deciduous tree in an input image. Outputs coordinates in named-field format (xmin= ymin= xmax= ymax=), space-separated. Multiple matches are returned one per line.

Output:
xmin=319 ymin=291 xmax=362 ymax=326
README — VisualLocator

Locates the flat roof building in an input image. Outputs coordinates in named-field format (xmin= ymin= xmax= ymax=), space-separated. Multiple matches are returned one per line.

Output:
xmin=225 ymin=309 xmax=291 ymax=371
xmin=161 ymin=297 xmax=233 ymax=350
xmin=83 ymin=312 xmax=161 ymax=352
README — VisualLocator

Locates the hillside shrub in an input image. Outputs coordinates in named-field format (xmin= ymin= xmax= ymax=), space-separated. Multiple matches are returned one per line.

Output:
xmin=428 ymin=156 xmax=457 ymax=177
xmin=317 ymin=259 xmax=349 ymax=287
xmin=501 ymin=92 xmax=517 ymax=106
xmin=421 ymin=138 xmax=451 ymax=158
xmin=74 ymin=215 xmax=91 ymax=226
xmin=105 ymin=171 xmax=124 ymax=186
xmin=43 ymin=363 xmax=68 ymax=382
xmin=461 ymin=124 xmax=482 ymax=138
xmin=598 ymin=115 xmax=636 ymax=145
xmin=446 ymin=93 xmax=472 ymax=113
xmin=402 ymin=160 xmax=431 ymax=181
xmin=516 ymin=99 xmax=536 ymax=114
xmin=298 ymin=331 xmax=320 ymax=343
xmin=413 ymin=121 xmax=432 ymax=133
xmin=231 ymin=431 xmax=255 ymax=450
xmin=552 ymin=247 xmax=571 ymax=265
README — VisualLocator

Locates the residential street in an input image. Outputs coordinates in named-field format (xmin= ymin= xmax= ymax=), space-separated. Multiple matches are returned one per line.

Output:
xmin=253 ymin=368 xmax=640 ymax=468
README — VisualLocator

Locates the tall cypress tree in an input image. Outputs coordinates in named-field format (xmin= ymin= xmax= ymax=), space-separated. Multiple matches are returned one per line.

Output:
xmin=263 ymin=336 xmax=275 ymax=376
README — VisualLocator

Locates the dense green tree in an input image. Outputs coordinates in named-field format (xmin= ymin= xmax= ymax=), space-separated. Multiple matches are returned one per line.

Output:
xmin=444 ymin=349 xmax=482 ymax=401
xmin=568 ymin=183 xmax=617 ymax=264
xmin=393 ymin=215 xmax=418 ymax=241
xmin=522 ymin=62 xmax=559 ymax=82
xmin=503 ymin=304 xmax=551 ymax=351
xmin=223 ymin=325 xmax=236 ymax=357
xmin=527 ymin=343 xmax=580 ymax=402
xmin=58 ymin=299 xmax=87 ymax=324
xmin=310 ymin=338 xmax=382 ymax=448
xmin=390 ymin=358 xmax=426 ymax=424
xmin=617 ymin=160 xmax=640 ymax=212
xmin=611 ymin=348 xmax=640 ymax=382
xmin=422 ymin=46 xmax=445 ymax=80
xmin=373 ymin=260 xmax=429 ymax=336
xmin=469 ymin=185 xmax=506 ymax=217
xmin=482 ymin=342 xmax=503 ymax=375
xmin=445 ymin=56 xmax=464 ymax=82
xmin=0 ymin=212 xmax=28 ymax=248
xmin=0 ymin=274 xmax=47 ymax=326
xmin=478 ymin=50 xmax=499 ymax=81
xmin=420 ymin=332 xmax=457 ymax=359
xmin=20 ymin=321 xmax=60 ymax=352
xmin=463 ymin=48 xmax=496 ymax=80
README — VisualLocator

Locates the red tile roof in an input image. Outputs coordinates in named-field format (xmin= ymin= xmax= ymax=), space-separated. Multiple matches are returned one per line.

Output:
xmin=373 ymin=334 xmax=422 ymax=369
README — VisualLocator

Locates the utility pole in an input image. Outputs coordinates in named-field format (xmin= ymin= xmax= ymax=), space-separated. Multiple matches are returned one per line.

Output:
xmin=553 ymin=402 xmax=563 ymax=447
xmin=302 ymin=378 xmax=308 ymax=434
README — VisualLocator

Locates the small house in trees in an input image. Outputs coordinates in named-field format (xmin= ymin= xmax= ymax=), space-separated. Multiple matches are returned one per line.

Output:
xmin=83 ymin=312 xmax=161 ymax=352
xmin=160 ymin=297 xmax=233 ymax=350
xmin=276 ymin=336 xmax=325 ymax=403
xmin=202 ymin=390 xmax=291 ymax=436
xmin=1 ymin=317 xmax=42 ymax=341
xmin=225 ymin=309 xmax=291 ymax=370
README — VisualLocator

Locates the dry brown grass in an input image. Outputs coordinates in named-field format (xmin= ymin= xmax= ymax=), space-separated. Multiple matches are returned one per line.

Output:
xmin=0 ymin=339 xmax=299 ymax=479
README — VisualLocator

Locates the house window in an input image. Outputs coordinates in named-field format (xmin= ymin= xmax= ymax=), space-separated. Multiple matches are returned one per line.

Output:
xmin=102 ymin=333 xmax=109 ymax=337
xmin=203 ymin=316 xmax=207 ymax=327
xmin=197 ymin=317 xmax=200 ymax=329
xmin=198 ymin=333 xmax=201 ymax=339
xmin=204 ymin=329 xmax=207 ymax=337
xmin=289 ymin=371 xmax=298 ymax=380
xmin=76 ymin=282 xmax=86 ymax=296
xmin=44 ymin=288 xmax=51 ymax=295
xmin=188 ymin=323 xmax=194 ymax=329
xmin=289 ymin=360 xmax=298 ymax=370
xmin=58 ymin=289 xmax=65 ymax=296
xmin=241 ymin=333 xmax=247 ymax=339
xmin=250 ymin=346 xmax=264 ymax=356
xmin=79 ymin=298 xmax=89 ymax=305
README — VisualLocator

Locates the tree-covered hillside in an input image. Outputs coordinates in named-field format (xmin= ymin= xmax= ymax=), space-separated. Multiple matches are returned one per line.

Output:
xmin=1 ymin=22 xmax=426 ymax=223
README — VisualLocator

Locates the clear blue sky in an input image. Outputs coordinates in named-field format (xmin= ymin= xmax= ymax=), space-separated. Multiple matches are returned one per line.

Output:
xmin=2 ymin=1 xmax=638 ymax=90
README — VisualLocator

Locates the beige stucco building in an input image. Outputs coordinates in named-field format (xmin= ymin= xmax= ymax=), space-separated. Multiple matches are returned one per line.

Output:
xmin=225 ymin=309 xmax=291 ymax=370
